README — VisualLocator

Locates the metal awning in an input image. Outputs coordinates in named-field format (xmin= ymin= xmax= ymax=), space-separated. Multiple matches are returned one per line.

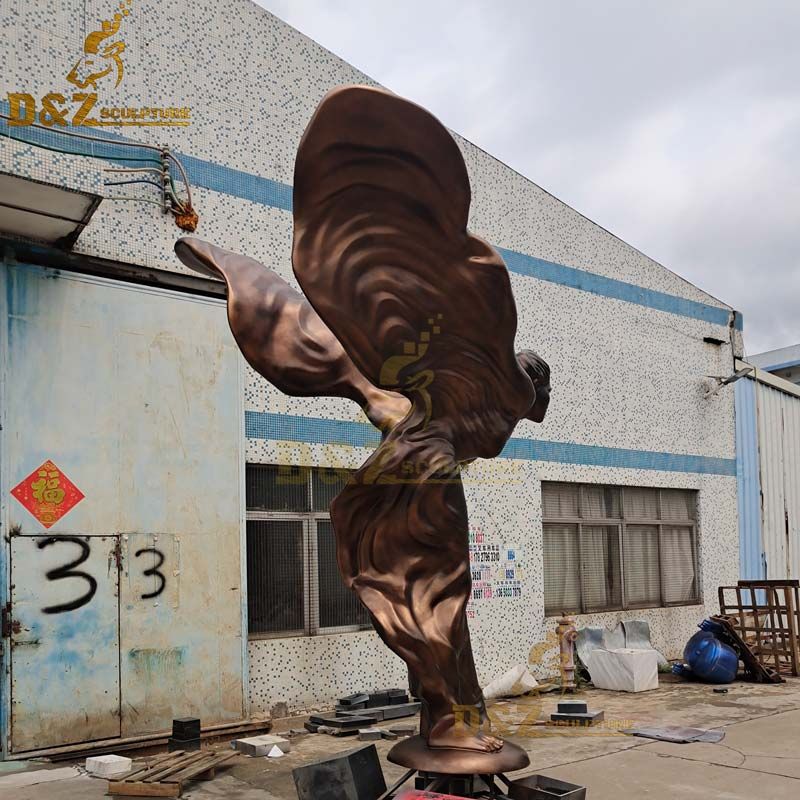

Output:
xmin=0 ymin=172 xmax=101 ymax=249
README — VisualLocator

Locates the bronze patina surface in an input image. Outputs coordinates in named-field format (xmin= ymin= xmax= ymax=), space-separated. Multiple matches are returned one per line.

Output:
xmin=175 ymin=85 xmax=550 ymax=764
xmin=388 ymin=734 xmax=530 ymax=775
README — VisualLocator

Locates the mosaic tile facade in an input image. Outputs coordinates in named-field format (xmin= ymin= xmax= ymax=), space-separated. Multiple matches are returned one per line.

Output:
xmin=1 ymin=0 xmax=741 ymax=714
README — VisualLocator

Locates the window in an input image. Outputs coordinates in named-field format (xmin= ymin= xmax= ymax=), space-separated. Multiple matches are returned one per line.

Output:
xmin=246 ymin=464 xmax=371 ymax=637
xmin=542 ymin=482 xmax=699 ymax=615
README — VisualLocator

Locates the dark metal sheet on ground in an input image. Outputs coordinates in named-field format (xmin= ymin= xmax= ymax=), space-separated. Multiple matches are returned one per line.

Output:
xmin=624 ymin=725 xmax=725 ymax=743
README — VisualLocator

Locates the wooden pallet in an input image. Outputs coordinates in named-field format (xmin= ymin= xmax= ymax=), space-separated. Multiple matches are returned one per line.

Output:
xmin=107 ymin=749 xmax=238 ymax=797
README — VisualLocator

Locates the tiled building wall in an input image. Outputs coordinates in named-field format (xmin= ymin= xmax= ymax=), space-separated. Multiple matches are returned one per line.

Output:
xmin=2 ymin=0 xmax=741 ymax=714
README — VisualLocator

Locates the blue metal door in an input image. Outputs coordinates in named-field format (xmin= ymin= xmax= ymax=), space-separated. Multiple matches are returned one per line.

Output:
xmin=9 ymin=536 xmax=121 ymax=751
xmin=2 ymin=263 xmax=245 ymax=752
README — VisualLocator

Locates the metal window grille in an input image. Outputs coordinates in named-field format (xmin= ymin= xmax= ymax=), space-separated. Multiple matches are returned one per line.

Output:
xmin=542 ymin=481 xmax=700 ymax=615
xmin=246 ymin=464 xmax=370 ymax=638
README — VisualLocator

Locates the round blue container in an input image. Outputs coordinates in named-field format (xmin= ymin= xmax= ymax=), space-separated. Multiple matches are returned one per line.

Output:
xmin=682 ymin=630 xmax=738 ymax=684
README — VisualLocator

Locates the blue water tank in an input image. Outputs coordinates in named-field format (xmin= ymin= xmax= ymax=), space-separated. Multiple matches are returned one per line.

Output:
xmin=681 ymin=630 xmax=738 ymax=684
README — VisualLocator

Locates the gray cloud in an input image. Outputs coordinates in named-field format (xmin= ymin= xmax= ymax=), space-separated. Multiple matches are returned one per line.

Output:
xmin=256 ymin=0 xmax=799 ymax=354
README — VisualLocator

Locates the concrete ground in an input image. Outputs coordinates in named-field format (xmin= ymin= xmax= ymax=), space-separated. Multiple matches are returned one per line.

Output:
xmin=2 ymin=676 xmax=799 ymax=799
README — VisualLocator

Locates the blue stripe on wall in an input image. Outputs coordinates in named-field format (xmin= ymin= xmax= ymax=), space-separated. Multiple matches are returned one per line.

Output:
xmin=245 ymin=410 xmax=737 ymax=477
xmin=735 ymin=378 xmax=764 ymax=578
xmin=496 ymin=247 xmax=734 ymax=328
xmin=0 ymin=110 xmax=741 ymax=331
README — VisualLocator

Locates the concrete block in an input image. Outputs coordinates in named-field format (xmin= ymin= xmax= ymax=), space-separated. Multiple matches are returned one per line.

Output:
xmin=232 ymin=733 xmax=291 ymax=757
xmin=389 ymin=723 xmax=416 ymax=737
xmin=85 ymin=755 xmax=132 ymax=777
xmin=358 ymin=728 xmax=383 ymax=741
xmin=292 ymin=744 xmax=386 ymax=800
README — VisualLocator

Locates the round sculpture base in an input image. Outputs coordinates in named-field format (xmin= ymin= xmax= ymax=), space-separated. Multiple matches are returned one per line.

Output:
xmin=387 ymin=735 xmax=530 ymax=775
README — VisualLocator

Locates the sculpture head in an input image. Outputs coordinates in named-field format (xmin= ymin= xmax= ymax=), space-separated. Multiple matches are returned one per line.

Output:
xmin=66 ymin=1 xmax=131 ymax=90
xmin=517 ymin=349 xmax=550 ymax=423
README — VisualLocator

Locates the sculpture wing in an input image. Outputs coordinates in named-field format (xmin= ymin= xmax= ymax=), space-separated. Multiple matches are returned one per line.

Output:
xmin=174 ymin=238 xmax=409 ymax=431
xmin=292 ymin=86 xmax=534 ymax=455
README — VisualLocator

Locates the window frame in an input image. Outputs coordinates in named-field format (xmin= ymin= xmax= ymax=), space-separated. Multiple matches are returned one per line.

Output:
xmin=542 ymin=482 xmax=700 ymax=616
xmin=245 ymin=466 xmax=370 ymax=640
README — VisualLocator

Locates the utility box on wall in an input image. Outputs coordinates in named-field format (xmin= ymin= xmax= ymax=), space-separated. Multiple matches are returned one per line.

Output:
xmin=1 ymin=263 xmax=246 ymax=753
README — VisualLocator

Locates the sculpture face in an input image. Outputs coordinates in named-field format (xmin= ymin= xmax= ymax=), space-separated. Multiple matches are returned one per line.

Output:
xmin=518 ymin=349 xmax=551 ymax=423
xmin=175 ymin=85 xmax=550 ymax=772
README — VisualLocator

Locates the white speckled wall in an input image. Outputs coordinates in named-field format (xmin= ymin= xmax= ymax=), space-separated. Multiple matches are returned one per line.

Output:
xmin=2 ymin=0 xmax=741 ymax=717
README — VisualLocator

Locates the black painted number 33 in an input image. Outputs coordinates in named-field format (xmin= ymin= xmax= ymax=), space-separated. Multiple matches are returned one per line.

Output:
xmin=38 ymin=537 xmax=97 ymax=614
xmin=38 ymin=537 xmax=167 ymax=614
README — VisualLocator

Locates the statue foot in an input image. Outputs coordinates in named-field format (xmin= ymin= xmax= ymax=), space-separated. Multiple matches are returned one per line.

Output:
xmin=427 ymin=715 xmax=505 ymax=753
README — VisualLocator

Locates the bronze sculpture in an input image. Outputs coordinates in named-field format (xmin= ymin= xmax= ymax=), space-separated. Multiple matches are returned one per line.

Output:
xmin=175 ymin=85 xmax=550 ymax=772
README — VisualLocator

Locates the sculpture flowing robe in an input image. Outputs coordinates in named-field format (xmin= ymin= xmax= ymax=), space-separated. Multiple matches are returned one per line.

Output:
xmin=176 ymin=85 xmax=550 ymax=752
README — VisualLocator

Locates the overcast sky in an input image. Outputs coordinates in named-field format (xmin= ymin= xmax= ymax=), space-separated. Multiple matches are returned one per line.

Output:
xmin=256 ymin=1 xmax=798 ymax=355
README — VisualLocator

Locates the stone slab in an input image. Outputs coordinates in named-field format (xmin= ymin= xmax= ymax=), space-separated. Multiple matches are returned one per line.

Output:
xmin=338 ymin=702 xmax=420 ymax=721
xmin=233 ymin=734 xmax=291 ymax=756
xmin=557 ymin=700 xmax=588 ymax=714
xmin=338 ymin=693 xmax=369 ymax=707
xmin=550 ymin=710 xmax=605 ymax=726
xmin=312 ymin=713 xmax=378 ymax=729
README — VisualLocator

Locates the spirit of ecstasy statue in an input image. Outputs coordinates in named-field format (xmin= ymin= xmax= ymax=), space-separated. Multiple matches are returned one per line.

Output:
xmin=175 ymin=86 xmax=550 ymax=773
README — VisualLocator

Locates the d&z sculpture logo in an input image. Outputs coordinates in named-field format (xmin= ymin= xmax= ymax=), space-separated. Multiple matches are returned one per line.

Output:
xmin=6 ymin=0 xmax=191 ymax=128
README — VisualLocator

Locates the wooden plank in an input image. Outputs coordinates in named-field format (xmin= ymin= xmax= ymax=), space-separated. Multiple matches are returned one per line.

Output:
xmin=128 ymin=753 xmax=191 ymax=783
xmin=136 ymin=752 xmax=200 ymax=783
xmin=161 ymin=756 xmax=218 ymax=786
xmin=143 ymin=752 xmax=207 ymax=782
xmin=118 ymin=751 xmax=185 ymax=781
xmin=107 ymin=780 xmax=181 ymax=797
xmin=163 ymin=752 xmax=237 ymax=785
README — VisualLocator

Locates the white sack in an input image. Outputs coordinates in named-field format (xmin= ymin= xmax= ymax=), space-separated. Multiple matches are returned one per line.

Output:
xmin=483 ymin=664 xmax=539 ymax=700
xmin=586 ymin=648 xmax=658 ymax=692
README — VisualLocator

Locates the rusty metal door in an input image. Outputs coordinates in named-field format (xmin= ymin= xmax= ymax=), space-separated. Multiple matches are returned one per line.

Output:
xmin=9 ymin=535 xmax=121 ymax=751
xmin=3 ymin=263 xmax=245 ymax=751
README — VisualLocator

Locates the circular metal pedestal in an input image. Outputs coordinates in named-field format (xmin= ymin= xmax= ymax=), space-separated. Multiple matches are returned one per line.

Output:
xmin=387 ymin=734 xmax=529 ymax=775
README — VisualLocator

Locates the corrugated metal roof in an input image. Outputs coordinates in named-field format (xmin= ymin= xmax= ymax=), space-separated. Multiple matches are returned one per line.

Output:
xmin=749 ymin=343 xmax=800 ymax=371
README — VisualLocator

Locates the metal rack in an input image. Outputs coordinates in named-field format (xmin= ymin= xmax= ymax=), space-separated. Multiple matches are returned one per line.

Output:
xmin=718 ymin=580 xmax=800 ymax=678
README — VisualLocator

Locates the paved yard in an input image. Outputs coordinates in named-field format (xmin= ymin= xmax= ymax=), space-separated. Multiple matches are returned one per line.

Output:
xmin=2 ymin=677 xmax=799 ymax=799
